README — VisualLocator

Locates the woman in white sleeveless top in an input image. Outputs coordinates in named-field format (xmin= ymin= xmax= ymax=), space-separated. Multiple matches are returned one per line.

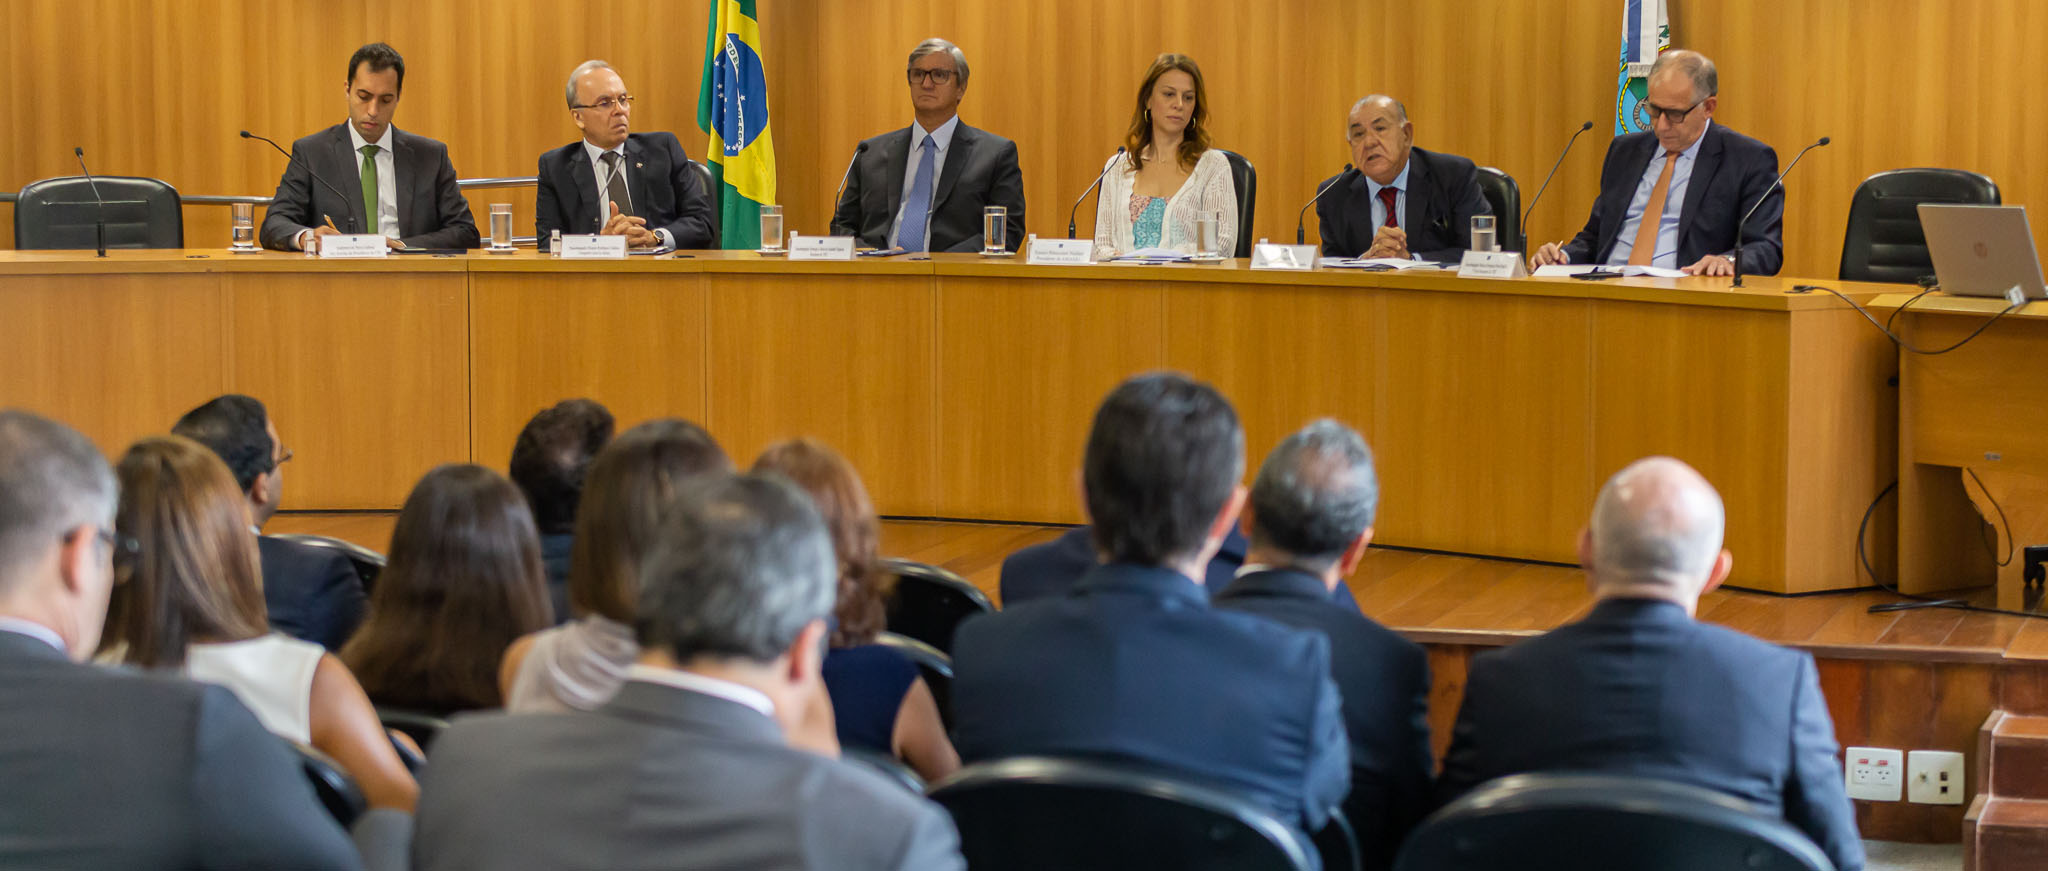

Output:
xmin=99 ymin=436 xmax=417 ymax=812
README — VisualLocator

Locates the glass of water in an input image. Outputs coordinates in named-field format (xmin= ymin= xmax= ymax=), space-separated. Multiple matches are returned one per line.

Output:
xmin=1471 ymin=215 xmax=1499 ymax=253
xmin=1195 ymin=209 xmax=1222 ymax=258
xmin=489 ymin=203 xmax=515 ymax=250
xmin=759 ymin=205 xmax=785 ymax=252
xmin=982 ymin=206 xmax=1008 ymax=255
xmin=229 ymin=202 xmax=257 ymax=250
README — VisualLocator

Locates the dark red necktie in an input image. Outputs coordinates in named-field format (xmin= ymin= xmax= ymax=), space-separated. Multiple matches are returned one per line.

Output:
xmin=1378 ymin=186 xmax=1400 ymax=229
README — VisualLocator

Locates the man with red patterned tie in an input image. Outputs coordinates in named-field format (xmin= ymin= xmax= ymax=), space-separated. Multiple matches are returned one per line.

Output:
xmin=1316 ymin=94 xmax=1492 ymax=262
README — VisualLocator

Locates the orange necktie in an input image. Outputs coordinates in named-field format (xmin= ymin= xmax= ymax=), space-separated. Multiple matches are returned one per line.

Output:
xmin=1627 ymin=150 xmax=1680 ymax=266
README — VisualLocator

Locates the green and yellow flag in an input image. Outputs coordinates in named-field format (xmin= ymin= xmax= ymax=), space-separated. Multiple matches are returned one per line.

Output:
xmin=697 ymin=0 xmax=777 ymax=249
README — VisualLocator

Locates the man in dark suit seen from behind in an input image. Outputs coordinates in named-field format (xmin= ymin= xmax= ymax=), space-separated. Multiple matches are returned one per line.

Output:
xmin=830 ymin=38 xmax=1025 ymax=252
xmin=414 ymin=472 xmax=964 ymax=871
xmin=259 ymin=42 xmax=480 ymax=252
xmin=507 ymin=398 xmax=614 ymax=624
xmin=1531 ymin=50 xmax=1783 ymax=275
xmin=1318 ymin=95 xmax=1491 ymax=262
xmin=1214 ymin=419 xmax=1432 ymax=871
xmin=174 ymin=395 xmax=365 ymax=651
xmin=1437 ymin=456 xmax=1863 ymax=871
xmin=536 ymin=60 xmax=717 ymax=251
xmin=952 ymin=372 xmax=1350 ymax=836
xmin=0 ymin=410 xmax=360 ymax=870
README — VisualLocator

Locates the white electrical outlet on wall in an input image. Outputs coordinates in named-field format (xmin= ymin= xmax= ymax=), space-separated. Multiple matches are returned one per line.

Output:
xmin=1906 ymin=750 xmax=1966 ymax=805
xmin=1845 ymin=746 xmax=1904 ymax=801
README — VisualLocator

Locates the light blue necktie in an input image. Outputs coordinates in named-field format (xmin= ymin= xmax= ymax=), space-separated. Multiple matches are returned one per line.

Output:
xmin=897 ymin=134 xmax=936 ymax=251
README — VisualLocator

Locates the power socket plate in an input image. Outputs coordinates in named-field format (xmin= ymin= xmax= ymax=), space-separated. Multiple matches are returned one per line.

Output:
xmin=1907 ymin=750 xmax=1966 ymax=805
xmin=1846 ymin=746 xmax=1903 ymax=801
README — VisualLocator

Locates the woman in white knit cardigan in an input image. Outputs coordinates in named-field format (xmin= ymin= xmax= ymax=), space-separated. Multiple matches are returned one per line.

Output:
xmin=1092 ymin=53 xmax=1238 ymax=260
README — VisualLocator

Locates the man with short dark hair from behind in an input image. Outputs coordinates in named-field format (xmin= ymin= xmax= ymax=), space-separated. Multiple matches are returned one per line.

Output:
xmin=952 ymin=372 xmax=1350 ymax=836
xmin=0 ymin=410 xmax=359 ymax=870
xmin=507 ymin=398 xmax=615 ymax=623
xmin=174 ymin=394 xmax=366 ymax=650
xmin=1213 ymin=419 xmax=1432 ymax=870
xmin=1437 ymin=457 xmax=1863 ymax=871
xmin=414 ymin=472 xmax=964 ymax=870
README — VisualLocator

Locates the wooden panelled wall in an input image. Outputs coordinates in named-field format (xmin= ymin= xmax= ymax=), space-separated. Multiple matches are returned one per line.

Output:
xmin=3 ymin=1 xmax=2043 ymax=279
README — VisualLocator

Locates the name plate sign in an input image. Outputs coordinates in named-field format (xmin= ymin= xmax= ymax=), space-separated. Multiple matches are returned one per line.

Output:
xmin=559 ymin=234 xmax=629 ymax=260
xmin=788 ymin=235 xmax=857 ymax=261
xmin=1250 ymin=243 xmax=1317 ymax=271
xmin=1456 ymin=250 xmax=1529 ymax=279
xmin=1026 ymin=238 xmax=1094 ymax=265
xmin=317 ymin=234 xmax=390 ymax=259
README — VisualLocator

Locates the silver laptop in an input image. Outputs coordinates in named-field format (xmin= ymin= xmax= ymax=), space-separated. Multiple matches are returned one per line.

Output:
xmin=1918 ymin=204 xmax=2048 ymax=299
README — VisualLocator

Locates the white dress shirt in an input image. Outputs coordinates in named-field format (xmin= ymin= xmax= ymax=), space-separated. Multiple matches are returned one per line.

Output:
xmin=1607 ymin=120 xmax=1711 ymax=268
xmin=889 ymin=115 xmax=960 ymax=249
xmin=623 ymin=663 xmax=775 ymax=718
xmin=582 ymin=139 xmax=674 ymax=249
xmin=0 ymin=616 xmax=65 ymax=655
xmin=1364 ymin=161 xmax=1412 ymax=234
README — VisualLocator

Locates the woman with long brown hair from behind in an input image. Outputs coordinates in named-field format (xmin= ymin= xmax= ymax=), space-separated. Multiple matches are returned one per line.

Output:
xmin=343 ymin=464 xmax=551 ymax=717
xmin=100 ymin=435 xmax=417 ymax=811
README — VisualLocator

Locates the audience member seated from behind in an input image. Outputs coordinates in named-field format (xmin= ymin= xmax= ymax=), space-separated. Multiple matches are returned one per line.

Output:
xmin=1213 ymin=419 xmax=1432 ymax=870
xmin=413 ymin=473 xmax=965 ymax=871
xmin=1092 ymin=53 xmax=1238 ymax=260
xmin=501 ymin=419 xmax=732 ymax=714
xmin=1000 ymin=523 xmax=1362 ymax=611
xmin=97 ymin=435 xmax=418 ymax=812
xmin=1436 ymin=457 xmax=1863 ymax=871
xmin=952 ymin=372 xmax=1350 ymax=836
xmin=343 ymin=464 xmax=551 ymax=718
xmin=753 ymin=438 xmax=961 ymax=782
xmin=0 ymin=411 xmax=358 ymax=870
xmin=173 ymin=394 xmax=366 ymax=650
xmin=507 ymin=398 xmax=615 ymax=624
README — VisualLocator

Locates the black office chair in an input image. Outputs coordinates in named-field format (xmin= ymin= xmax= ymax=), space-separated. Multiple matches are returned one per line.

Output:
xmin=376 ymin=707 xmax=451 ymax=755
xmin=293 ymin=743 xmax=367 ymax=827
xmin=1218 ymin=149 xmax=1259 ymax=257
xmin=1474 ymin=167 xmax=1523 ymax=253
xmin=872 ymin=631 xmax=955 ymax=731
xmin=1311 ymin=807 xmax=1362 ymax=871
xmin=685 ymin=158 xmax=721 ymax=247
xmin=842 ymin=746 xmax=926 ymax=794
xmin=880 ymin=557 xmax=993 ymax=655
xmin=929 ymin=756 xmax=1317 ymax=871
xmin=1839 ymin=168 xmax=2000 ymax=284
xmin=269 ymin=533 xmax=387 ymax=595
xmin=1392 ymin=773 xmax=1836 ymax=871
xmin=14 ymin=176 xmax=183 ymax=249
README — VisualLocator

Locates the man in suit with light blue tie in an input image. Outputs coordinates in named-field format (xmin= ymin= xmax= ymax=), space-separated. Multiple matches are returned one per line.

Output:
xmin=829 ymin=38 xmax=1025 ymax=253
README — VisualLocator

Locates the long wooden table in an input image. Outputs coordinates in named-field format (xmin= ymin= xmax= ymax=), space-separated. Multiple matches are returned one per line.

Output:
xmin=0 ymin=249 xmax=1902 ymax=593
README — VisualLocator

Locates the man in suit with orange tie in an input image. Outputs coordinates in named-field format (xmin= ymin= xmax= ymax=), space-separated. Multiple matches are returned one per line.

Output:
xmin=1531 ymin=50 xmax=1783 ymax=275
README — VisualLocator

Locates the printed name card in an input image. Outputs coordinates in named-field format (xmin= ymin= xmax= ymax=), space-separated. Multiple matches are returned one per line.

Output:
xmin=559 ymin=234 xmax=629 ymax=259
xmin=317 ymin=234 xmax=390 ymax=259
xmin=788 ymin=235 xmax=857 ymax=261
xmin=1456 ymin=250 xmax=1530 ymax=279
xmin=1026 ymin=238 xmax=1094 ymax=265
xmin=1250 ymin=243 xmax=1317 ymax=271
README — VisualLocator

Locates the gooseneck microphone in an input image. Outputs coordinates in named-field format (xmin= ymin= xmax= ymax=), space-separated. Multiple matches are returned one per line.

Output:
xmin=74 ymin=147 xmax=108 ymax=258
xmin=1296 ymin=164 xmax=1356 ymax=245
xmin=1068 ymin=147 xmax=1127 ymax=239
xmin=830 ymin=142 xmax=869 ymax=233
xmin=1520 ymin=121 xmax=1595 ymax=248
xmin=241 ymin=130 xmax=358 ymax=234
xmin=1732 ymin=136 xmax=1829 ymax=287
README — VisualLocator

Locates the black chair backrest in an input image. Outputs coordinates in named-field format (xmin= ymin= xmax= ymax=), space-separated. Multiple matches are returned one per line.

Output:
xmin=880 ymin=557 xmax=993 ymax=655
xmin=1218 ymin=149 xmax=1259 ymax=257
xmin=376 ymin=707 xmax=451 ymax=755
xmin=269 ymin=533 xmax=387 ymax=595
xmin=1393 ymin=773 xmax=1836 ymax=871
xmin=293 ymin=743 xmax=367 ymax=827
xmin=15 ymin=176 xmax=183 ymax=249
xmin=1312 ymin=807 xmax=1362 ymax=871
xmin=842 ymin=745 xmax=926 ymax=794
xmin=930 ymin=756 xmax=1316 ymax=871
xmin=1839 ymin=167 xmax=2000 ymax=284
xmin=1474 ymin=166 xmax=1523 ymax=254
xmin=686 ymin=158 xmax=721 ymax=247
xmin=872 ymin=631 xmax=955 ymax=731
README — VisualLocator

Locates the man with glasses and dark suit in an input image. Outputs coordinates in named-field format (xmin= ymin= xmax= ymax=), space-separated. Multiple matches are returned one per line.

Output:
xmin=829 ymin=38 xmax=1025 ymax=253
xmin=535 ymin=61 xmax=716 ymax=251
xmin=1531 ymin=49 xmax=1784 ymax=276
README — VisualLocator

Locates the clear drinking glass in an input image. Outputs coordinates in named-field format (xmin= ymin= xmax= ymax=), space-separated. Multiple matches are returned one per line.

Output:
xmin=982 ymin=206 xmax=1008 ymax=255
xmin=489 ymin=203 xmax=514 ymax=250
xmin=759 ymin=205 xmax=785 ymax=252
xmin=1470 ymin=215 xmax=1499 ymax=253
xmin=1195 ymin=209 xmax=1222 ymax=258
xmin=229 ymin=202 xmax=257 ymax=250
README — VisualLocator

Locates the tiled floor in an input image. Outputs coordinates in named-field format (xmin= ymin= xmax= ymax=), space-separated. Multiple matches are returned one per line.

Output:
xmin=1865 ymin=839 xmax=1962 ymax=871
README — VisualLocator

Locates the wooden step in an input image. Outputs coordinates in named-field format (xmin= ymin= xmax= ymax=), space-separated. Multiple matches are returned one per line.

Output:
xmin=1966 ymin=795 xmax=2048 ymax=871
xmin=1989 ymin=714 xmax=2048 ymax=801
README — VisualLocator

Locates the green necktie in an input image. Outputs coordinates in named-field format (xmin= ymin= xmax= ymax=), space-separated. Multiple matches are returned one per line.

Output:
xmin=359 ymin=144 xmax=380 ymax=232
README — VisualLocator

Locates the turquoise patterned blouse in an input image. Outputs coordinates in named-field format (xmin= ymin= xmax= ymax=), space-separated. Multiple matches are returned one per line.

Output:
xmin=1129 ymin=194 xmax=1168 ymax=249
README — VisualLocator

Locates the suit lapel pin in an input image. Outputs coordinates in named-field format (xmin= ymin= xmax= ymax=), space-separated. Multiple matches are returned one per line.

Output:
xmin=636 ymin=162 xmax=644 ymax=169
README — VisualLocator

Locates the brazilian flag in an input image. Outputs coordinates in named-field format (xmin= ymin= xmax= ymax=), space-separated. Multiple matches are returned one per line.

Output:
xmin=697 ymin=0 xmax=778 ymax=249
